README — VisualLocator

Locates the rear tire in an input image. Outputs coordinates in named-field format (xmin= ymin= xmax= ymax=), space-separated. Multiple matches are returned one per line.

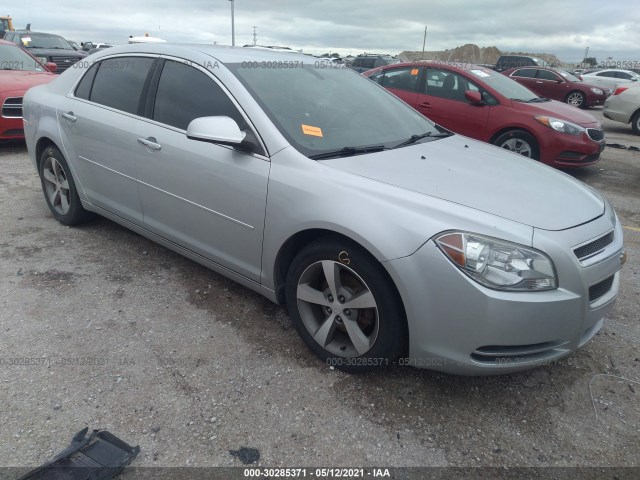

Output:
xmin=285 ymin=238 xmax=406 ymax=372
xmin=631 ymin=111 xmax=640 ymax=135
xmin=39 ymin=145 xmax=94 ymax=226
xmin=493 ymin=130 xmax=540 ymax=160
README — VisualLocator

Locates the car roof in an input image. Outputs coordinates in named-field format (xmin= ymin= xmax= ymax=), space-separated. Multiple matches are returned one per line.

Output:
xmin=86 ymin=42 xmax=310 ymax=64
xmin=586 ymin=68 xmax=636 ymax=74
xmin=372 ymin=60 xmax=482 ymax=73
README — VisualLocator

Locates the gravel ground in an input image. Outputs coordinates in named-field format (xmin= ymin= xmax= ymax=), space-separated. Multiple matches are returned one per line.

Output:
xmin=0 ymin=107 xmax=638 ymax=472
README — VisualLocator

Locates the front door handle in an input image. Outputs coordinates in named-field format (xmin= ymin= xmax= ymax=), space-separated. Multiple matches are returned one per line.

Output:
xmin=137 ymin=137 xmax=162 ymax=151
xmin=62 ymin=112 xmax=76 ymax=122
xmin=536 ymin=81 xmax=544 ymax=84
xmin=418 ymin=101 xmax=432 ymax=108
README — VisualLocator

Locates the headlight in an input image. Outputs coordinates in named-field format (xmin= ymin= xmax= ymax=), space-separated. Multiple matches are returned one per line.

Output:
xmin=435 ymin=232 xmax=557 ymax=291
xmin=590 ymin=87 xmax=604 ymax=95
xmin=534 ymin=115 xmax=585 ymax=136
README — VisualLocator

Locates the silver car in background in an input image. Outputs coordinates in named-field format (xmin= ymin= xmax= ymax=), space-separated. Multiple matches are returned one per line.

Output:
xmin=603 ymin=84 xmax=640 ymax=135
xmin=23 ymin=44 xmax=625 ymax=374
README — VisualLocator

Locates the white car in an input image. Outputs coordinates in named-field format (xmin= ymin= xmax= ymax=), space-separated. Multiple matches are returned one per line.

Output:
xmin=603 ymin=84 xmax=640 ymax=135
xmin=581 ymin=69 xmax=640 ymax=90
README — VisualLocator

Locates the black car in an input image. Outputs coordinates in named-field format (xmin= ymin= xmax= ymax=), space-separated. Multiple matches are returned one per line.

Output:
xmin=3 ymin=30 xmax=86 ymax=73
xmin=349 ymin=54 xmax=397 ymax=73
xmin=495 ymin=55 xmax=549 ymax=72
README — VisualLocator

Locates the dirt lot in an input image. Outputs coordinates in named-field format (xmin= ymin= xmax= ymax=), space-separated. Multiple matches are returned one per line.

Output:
xmin=0 ymin=107 xmax=638 ymax=473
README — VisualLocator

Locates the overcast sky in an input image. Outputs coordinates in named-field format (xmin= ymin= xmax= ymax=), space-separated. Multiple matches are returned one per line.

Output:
xmin=9 ymin=1 xmax=640 ymax=62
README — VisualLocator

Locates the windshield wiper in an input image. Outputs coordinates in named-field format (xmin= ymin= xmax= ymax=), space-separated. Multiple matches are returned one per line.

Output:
xmin=392 ymin=131 xmax=451 ymax=149
xmin=528 ymin=97 xmax=550 ymax=103
xmin=308 ymin=145 xmax=387 ymax=160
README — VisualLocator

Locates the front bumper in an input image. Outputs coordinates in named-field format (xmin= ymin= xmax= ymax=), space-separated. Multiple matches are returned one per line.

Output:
xmin=539 ymin=127 xmax=605 ymax=167
xmin=385 ymin=208 xmax=624 ymax=375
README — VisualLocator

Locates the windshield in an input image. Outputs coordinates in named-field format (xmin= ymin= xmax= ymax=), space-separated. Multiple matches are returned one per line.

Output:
xmin=0 ymin=44 xmax=46 ymax=72
xmin=467 ymin=67 xmax=540 ymax=102
xmin=19 ymin=33 xmax=74 ymax=50
xmin=227 ymin=63 xmax=442 ymax=158
xmin=556 ymin=69 xmax=580 ymax=82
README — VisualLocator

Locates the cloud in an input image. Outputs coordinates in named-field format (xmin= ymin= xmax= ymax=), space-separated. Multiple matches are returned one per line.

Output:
xmin=9 ymin=0 xmax=640 ymax=62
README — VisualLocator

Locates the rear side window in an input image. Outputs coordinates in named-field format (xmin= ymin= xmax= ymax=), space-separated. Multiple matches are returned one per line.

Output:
xmin=152 ymin=60 xmax=245 ymax=131
xmin=90 ymin=57 xmax=154 ymax=114
xmin=512 ymin=68 xmax=537 ymax=78
xmin=74 ymin=63 xmax=99 ymax=100
xmin=596 ymin=71 xmax=616 ymax=78
xmin=380 ymin=67 xmax=419 ymax=92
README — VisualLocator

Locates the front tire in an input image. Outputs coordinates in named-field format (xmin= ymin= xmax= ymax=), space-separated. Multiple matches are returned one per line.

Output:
xmin=285 ymin=239 xmax=406 ymax=372
xmin=566 ymin=90 xmax=586 ymax=108
xmin=39 ymin=145 xmax=93 ymax=226
xmin=493 ymin=130 xmax=540 ymax=160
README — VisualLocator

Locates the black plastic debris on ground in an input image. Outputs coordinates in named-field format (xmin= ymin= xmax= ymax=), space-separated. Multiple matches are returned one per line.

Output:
xmin=228 ymin=447 xmax=260 ymax=464
xmin=606 ymin=143 xmax=628 ymax=149
xmin=18 ymin=428 xmax=140 ymax=480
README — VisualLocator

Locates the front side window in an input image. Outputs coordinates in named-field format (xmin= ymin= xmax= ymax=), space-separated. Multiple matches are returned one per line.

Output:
xmin=380 ymin=67 xmax=419 ymax=92
xmin=537 ymin=69 xmax=561 ymax=81
xmin=90 ymin=57 xmax=154 ymax=114
xmin=423 ymin=69 xmax=481 ymax=102
xmin=152 ymin=60 xmax=245 ymax=131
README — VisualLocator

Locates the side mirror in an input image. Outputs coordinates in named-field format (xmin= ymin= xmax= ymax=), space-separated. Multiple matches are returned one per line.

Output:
xmin=631 ymin=77 xmax=638 ymax=82
xmin=464 ymin=90 xmax=483 ymax=105
xmin=187 ymin=116 xmax=246 ymax=145
xmin=187 ymin=116 xmax=259 ymax=153
xmin=45 ymin=62 xmax=57 ymax=73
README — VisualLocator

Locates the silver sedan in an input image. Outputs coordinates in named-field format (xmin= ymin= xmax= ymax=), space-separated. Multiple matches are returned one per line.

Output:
xmin=603 ymin=84 xmax=640 ymax=135
xmin=23 ymin=44 xmax=625 ymax=374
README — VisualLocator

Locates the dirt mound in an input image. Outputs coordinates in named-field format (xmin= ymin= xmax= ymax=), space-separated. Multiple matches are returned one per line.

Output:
xmin=398 ymin=44 xmax=561 ymax=66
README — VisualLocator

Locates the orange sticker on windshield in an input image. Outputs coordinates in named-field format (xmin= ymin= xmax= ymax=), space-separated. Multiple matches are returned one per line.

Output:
xmin=411 ymin=68 xmax=419 ymax=75
xmin=301 ymin=124 xmax=323 ymax=137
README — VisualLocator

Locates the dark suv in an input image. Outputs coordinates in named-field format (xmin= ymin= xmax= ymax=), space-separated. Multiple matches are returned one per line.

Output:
xmin=3 ymin=30 xmax=86 ymax=73
xmin=349 ymin=54 xmax=397 ymax=73
xmin=495 ymin=55 xmax=549 ymax=72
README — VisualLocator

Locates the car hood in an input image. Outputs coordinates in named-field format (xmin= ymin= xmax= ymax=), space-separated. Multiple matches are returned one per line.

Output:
xmin=321 ymin=135 xmax=604 ymax=231
xmin=509 ymin=98 xmax=600 ymax=126
xmin=0 ymin=70 xmax=54 ymax=92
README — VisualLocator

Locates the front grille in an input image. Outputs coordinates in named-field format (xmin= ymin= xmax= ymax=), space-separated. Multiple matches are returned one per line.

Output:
xmin=2 ymin=97 xmax=22 ymax=118
xmin=51 ymin=56 xmax=81 ymax=72
xmin=471 ymin=341 xmax=570 ymax=364
xmin=587 ymin=128 xmax=605 ymax=142
xmin=574 ymin=231 xmax=614 ymax=261
xmin=589 ymin=275 xmax=615 ymax=302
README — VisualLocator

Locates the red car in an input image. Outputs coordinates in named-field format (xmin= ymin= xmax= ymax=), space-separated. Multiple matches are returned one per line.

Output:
xmin=0 ymin=39 xmax=55 ymax=140
xmin=363 ymin=61 xmax=605 ymax=167
xmin=502 ymin=66 xmax=609 ymax=108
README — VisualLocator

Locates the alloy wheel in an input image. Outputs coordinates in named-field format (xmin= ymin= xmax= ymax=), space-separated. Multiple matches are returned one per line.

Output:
xmin=42 ymin=156 xmax=71 ymax=215
xmin=296 ymin=260 xmax=379 ymax=357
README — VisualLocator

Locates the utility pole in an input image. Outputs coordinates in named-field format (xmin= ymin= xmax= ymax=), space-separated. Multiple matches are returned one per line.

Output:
xmin=421 ymin=26 xmax=427 ymax=60
xmin=253 ymin=25 xmax=257 ymax=46
xmin=229 ymin=0 xmax=235 ymax=47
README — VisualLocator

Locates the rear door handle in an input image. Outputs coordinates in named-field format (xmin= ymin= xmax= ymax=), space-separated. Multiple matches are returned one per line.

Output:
xmin=62 ymin=112 xmax=76 ymax=122
xmin=137 ymin=137 xmax=162 ymax=151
